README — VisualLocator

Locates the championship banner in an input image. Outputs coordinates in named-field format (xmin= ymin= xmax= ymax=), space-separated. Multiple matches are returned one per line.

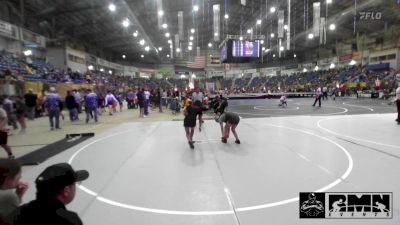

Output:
xmin=157 ymin=0 xmax=162 ymax=29
xmin=278 ymin=10 xmax=285 ymax=38
xmin=320 ymin=17 xmax=326 ymax=44
xmin=178 ymin=11 xmax=184 ymax=40
xmin=174 ymin=34 xmax=180 ymax=56
xmin=213 ymin=4 xmax=220 ymax=41
xmin=286 ymin=0 xmax=291 ymax=50
xmin=313 ymin=2 xmax=320 ymax=37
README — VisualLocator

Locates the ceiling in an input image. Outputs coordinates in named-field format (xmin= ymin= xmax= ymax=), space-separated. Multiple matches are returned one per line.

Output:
xmin=5 ymin=0 xmax=398 ymax=65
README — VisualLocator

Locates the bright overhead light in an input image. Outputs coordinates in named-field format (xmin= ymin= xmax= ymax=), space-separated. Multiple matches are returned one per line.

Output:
xmin=279 ymin=46 xmax=284 ymax=51
xmin=260 ymin=40 xmax=264 ymax=44
xmin=308 ymin=33 xmax=314 ymax=39
xmin=303 ymin=68 xmax=307 ymax=72
xmin=329 ymin=24 xmax=336 ymax=31
xmin=165 ymin=32 xmax=170 ymax=38
xmin=145 ymin=46 xmax=150 ymax=51
xmin=265 ymin=48 xmax=270 ymax=52
xmin=23 ymin=50 xmax=32 ymax=56
xmin=247 ymin=29 xmax=252 ymax=34
xmin=327 ymin=0 xmax=333 ymax=4
xmin=193 ymin=5 xmax=199 ymax=12
xmin=349 ymin=60 xmax=357 ymax=65
xmin=273 ymin=54 xmax=276 ymax=58
xmin=189 ymin=36 xmax=194 ymax=40
xmin=141 ymin=54 xmax=144 ymax=58
xmin=294 ymin=54 xmax=297 ymax=58
xmin=190 ymin=28 xmax=195 ymax=33
xmin=208 ymin=43 xmax=212 ymax=48
xmin=180 ymin=74 xmax=186 ymax=78
xmin=189 ymin=41 xmax=193 ymax=46
xmin=188 ymin=46 xmax=192 ymax=50
xmin=158 ymin=10 xmax=164 ymax=16
xmin=122 ymin=55 xmax=126 ymax=59
xmin=257 ymin=19 xmax=262 ymax=25
xmin=283 ymin=25 xmax=288 ymax=30
xmin=122 ymin=19 xmax=130 ymax=27
xmin=133 ymin=31 xmax=138 ymax=37
xmin=270 ymin=7 xmax=276 ymax=13
xmin=162 ymin=23 xmax=168 ymax=29
xmin=224 ymin=14 xmax=229 ymax=19
xmin=139 ymin=39 xmax=145 ymax=45
xmin=270 ymin=33 xmax=275 ymax=38
xmin=262 ymin=47 xmax=266 ymax=51
xmin=192 ymin=74 xmax=196 ymax=78
xmin=330 ymin=63 xmax=335 ymax=69
xmin=166 ymin=54 xmax=170 ymax=58
xmin=158 ymin=47 xmax=163 ymax=51
xmin=167 ymin=39 xmax=172 ymax=44
xmin=239 ymin=36 xmax=243 ymax=40
xmin=108 ymin=3 xmax=116 ymax=12
xmin=100 ymin=68 xmax=104 ymax=72
xmin=108 ymin=70 xmax=112 ymax=74
xmin=176 ymin=48 xmax=181 ymax=53
xmin=210 ymin=54 xmax=213 ymax=57
xmin=88 ymin=65 xmax=94 ymax=70
xmin=314 ymin=65 xmax=319 ymax=71
xmin=214 ymin=32 xmax=218 ymax=37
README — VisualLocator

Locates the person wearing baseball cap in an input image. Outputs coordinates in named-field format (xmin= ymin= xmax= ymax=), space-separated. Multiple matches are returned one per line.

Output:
xmin=12 ymin=163 xmax=89 ymax=225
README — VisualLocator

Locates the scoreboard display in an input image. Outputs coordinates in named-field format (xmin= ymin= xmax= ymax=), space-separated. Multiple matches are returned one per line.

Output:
xmin=220 ymin=39 xmax=261 ymax=63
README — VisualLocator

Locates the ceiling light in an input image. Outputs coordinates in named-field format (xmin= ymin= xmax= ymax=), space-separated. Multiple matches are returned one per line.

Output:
xmin=224 ymin=14 xmax=229 ymax=19
xmin=122 ymin=19 xmax=130 ymax=27
xmin=308 ymin=33 xmax=314 ymax=39
xmin=329 ymin=24 xmax=336 ymax=31
xmin=239 ymin=36 xmax=243 ymax=40
xmin=192 ymin=74 xmax=196 ymax=78
xmin=330 ymin=63 xmax=335 ymax=69
xmin=303 ymin=68 xmax=307 ymax=72
xmin=260 ymin=40 xmax=264 ymax=44
xmin=270 ymin=7 xmax=276 ymax=13
xmin=283 ymin=25 xmax=288 ymax=30
xmin=279 ymin=46 xmax=284 ymax=51
xmin=265 ymin=48 xmax=270 ymax=52
xmin=158 ymin=10 xmax=164 ymax=16
xmin=180 ymin=74 xmax=186 ymax=78
xmin=190 ymin=28 xmax=195 ymax=33
xmin=88 ymin=65 xmax=94 ymax=70
xmin=133 ymin=31 xmax=138 ymax=37
xmin=167 ymin=39 xmax=172 ymax=44
xmin=176 ymin=48 xmax=181 ymax=53
xmin=145 ymin=46 xmax=150 ymax=51
xmin=208 ymin=43 xmax=212 ymax=48
xmin=158 ymin=47 xmax=163 ymax=51
xmin=294 ymin=54 xmax=297 ymax=58
xmin=210 ymin=54 xmax=213 ymax=57
xmin=214 ymin=32 xmax=218 ymax=37
xmin=314 ymin=65 xmax=319 ymax=71
xmin=247 ymin=29 xmax=252 ymax=34
xmin=139 ymin=39 xmax=145 ymax=45
xmin=273 ymin=54 xmax=276 ymax=58
xmin=327 ymin=0 xmax=332 ymax=4
xmin=100 ymin=68 xmax=104 ymax=72
xmin=349 ymin=60 xmax=357 ymax=66
xmin=188 ymin=46 xmax=192 ymax=50
xmin=108 ymin=3 xmax=116 ymax=12
xmin=141 ymin=54 xmax=144 ymax=58
xmin=165 ymin=33 xmax=170 ymax=38
xmin=108 ymin=70 xmax=112 ymax=74
xmin=262 ymin=47 xmax=266 ymax=51
xmin=162 ymin=23 xmax=168 ymax=29
xmin=122 ymin=55 xmax=126 ymax=59
xmin=190 ymin=36 xmax=194 ymax=40
xmin=193 ymin=5 xmax=199 ymax=12
xmin=270 ymin=33 xmax=275 ymax=38
xmin=257 ymin=19 xmax=262 ymax=25
xmin=189 ymin=41 xmax=193 ymax=46
xmin=167 ymin=54 xmax=170 ymax=58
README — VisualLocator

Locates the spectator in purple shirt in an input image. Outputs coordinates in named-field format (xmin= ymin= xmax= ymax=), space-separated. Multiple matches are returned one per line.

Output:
xmin=84 ymin=89 xmax=98 ymax=123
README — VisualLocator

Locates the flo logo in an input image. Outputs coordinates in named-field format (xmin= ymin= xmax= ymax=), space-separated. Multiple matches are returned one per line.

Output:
xmin=327 ymin=192 xmax=392 ymax=218
xmin=299 ymin=193 xmax=325 ymax=218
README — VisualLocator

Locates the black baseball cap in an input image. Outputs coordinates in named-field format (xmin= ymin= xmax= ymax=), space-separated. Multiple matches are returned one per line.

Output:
xmin=35 ymin=163 xmax=89 ymax=197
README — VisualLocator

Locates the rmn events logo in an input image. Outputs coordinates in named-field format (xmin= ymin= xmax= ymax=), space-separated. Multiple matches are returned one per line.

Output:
xmin=300 ymin=192 xmax=393 ymax=219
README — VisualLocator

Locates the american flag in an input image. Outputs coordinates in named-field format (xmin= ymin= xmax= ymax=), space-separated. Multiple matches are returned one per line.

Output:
xmin=187 ymin=56 xmax=206 ymax=69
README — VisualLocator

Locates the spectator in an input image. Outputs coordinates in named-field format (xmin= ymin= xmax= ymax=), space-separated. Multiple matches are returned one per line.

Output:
xmin=23 ymin=90 xmax=37 ymax=120
xmin=84 ymin=89 xmax=98 ymax=123
xmin=2 ymin=96 xmax=18 ymax=130
xmin=12 ymin=163 xmax=89 ymax=225
xmin=44 ymin=87 xmax=61 ymax=130
xmin=65 ymin=91 xmax=79 ymax=122
xmin=15 ymin=96 xmax=26 ymax=133
xmin=0 ymin=159 xmax=28 ymax=224
xmin=0 ymin=102 xmax=14 ymax=159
